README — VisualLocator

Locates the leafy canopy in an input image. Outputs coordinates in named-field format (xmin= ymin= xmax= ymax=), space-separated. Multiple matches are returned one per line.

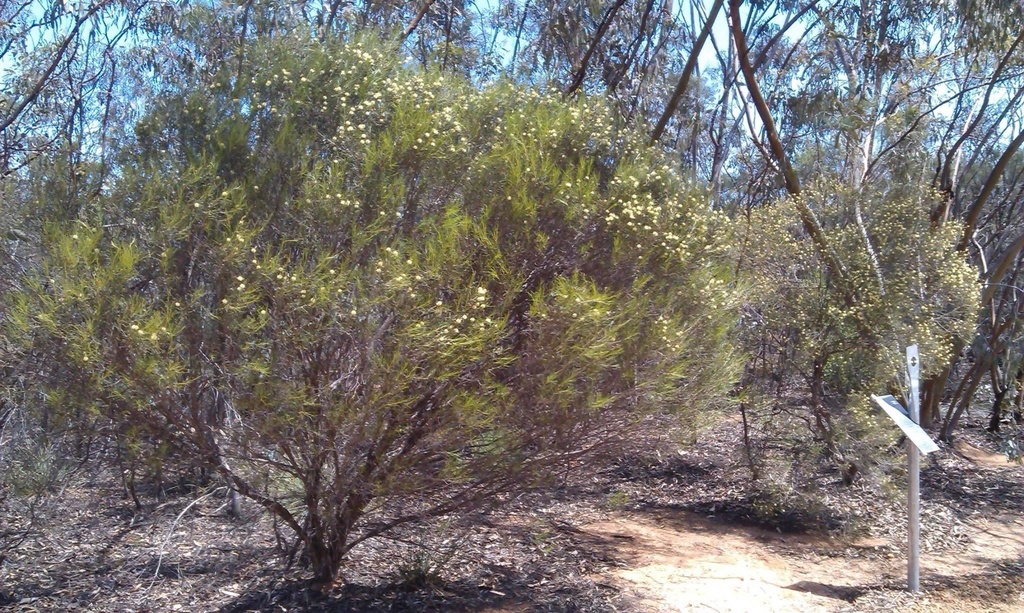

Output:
xmin=5 ymin=34 xmax=739 ymax=583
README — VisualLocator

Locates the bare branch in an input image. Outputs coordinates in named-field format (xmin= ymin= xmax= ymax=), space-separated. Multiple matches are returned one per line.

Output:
xmin=402 ymin=0 xmax=438 ymax=42
xmin=565 ymin=0 xmax=629 ymax=97
xmin=960 ymin=127 xmax=1024 ymax=251
xmin=651 ymin=0 xmax=724 ymax=143
xmin=0 ymin=2 xmax=106 ymax=136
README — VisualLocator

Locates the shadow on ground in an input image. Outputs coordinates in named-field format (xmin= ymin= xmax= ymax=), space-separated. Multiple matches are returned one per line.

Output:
xmin=217 ymin=573 xmax=616 ymax=612
xmin=607 ymin=452 xmax=849 ymax=534
xmin=921 ymin=458 xmax=1024 ymax=518
xmin=923 ymin=555 xmax=1024 ymax=602
xmin=785 ymin=580 xmax=870 ymax=602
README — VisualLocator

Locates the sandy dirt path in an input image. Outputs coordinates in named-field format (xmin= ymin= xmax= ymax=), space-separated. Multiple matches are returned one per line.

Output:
xmin=585 ymin=510 xmax=886 ymax=612
xmin=584 ymin=444 xmax=1024 ymax=613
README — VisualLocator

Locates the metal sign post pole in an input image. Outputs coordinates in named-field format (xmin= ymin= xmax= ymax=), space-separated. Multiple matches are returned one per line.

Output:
xmin=906 ymin=345 xmax=921 ymax=593
xmin=871 ymin=346 xmax=937 ymax=594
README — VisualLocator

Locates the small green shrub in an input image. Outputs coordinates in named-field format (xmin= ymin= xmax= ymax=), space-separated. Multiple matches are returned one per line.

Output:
xmin=604 ymin=488 xmax=630 ymax=510
xmin=5 ymin=441 xmax=75 ymax=498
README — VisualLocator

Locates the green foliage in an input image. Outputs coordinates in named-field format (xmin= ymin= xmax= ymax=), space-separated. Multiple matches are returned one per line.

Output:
xmin=3 ymin=441 xmax=75 ymax=498
xmin=999 ymin=428 xmax=1022 ymax=464
xmin=737 ymin=179 xmax=979 ymax=480
xmin=746 ymin=181 xmax=977 ymax=386
xmin=5 ymin=34 xmax=739 ymax=584
xmin=604 ymin=488 xmax=631 ymax=510
xmin=393 ymin=520 xmax=465 ymax=590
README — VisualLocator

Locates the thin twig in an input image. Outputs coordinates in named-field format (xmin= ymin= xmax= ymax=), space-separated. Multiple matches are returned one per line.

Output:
xmin=148 ymin=487 xmax=225 ymax=590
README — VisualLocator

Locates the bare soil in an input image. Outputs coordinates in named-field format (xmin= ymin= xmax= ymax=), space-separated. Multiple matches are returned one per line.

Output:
xmin=582 ymin=505 xmax=1022 ymax=612
xmin=1 ymin=411 xmax=1021 ymax=612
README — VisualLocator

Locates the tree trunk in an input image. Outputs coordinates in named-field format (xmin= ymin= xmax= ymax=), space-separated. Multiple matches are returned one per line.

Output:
xmin=1014 ymin=367 xmax=1024 ymax=423
xmin=989 ymin=381 xmax=1008 ymax=432
xmin=740 ymin=402 xmax=759 ymax=480
xmin=920 ymin=358 xmax=954 ymax=428
xmin=988 ymin=362 xmax=1008 ymax=432
xmin=810 ymin=358 xmax=836 ymax=455
xmin=305 ymin=505 xmax=352 ymax=589
xmin=941 ymin=356 xmax=988 ymax=440
xmin=308 ymin=529 xmax=346 ymax=589
xmin=729 ymin=0 xmax=866 ymax=317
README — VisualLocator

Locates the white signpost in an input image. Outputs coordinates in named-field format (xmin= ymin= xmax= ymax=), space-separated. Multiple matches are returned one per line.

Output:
xmin=870 ymin=345 xmax=938 ymax=594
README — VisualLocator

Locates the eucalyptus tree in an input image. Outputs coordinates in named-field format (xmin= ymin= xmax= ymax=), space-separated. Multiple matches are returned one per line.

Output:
xmin=927 ymin=31 xmax=1024 ymax=436
xmin=0 ymin=0 xmax=150 ymax=194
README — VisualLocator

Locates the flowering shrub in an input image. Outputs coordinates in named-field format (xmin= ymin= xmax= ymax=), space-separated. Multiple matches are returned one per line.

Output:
xmin=4 ymin=36 xmax=738 ymax=584
xmin=736 ymin=180 xmax=978 ymax=485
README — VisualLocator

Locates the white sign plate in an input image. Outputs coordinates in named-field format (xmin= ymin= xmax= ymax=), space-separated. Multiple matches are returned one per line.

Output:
xmin=871 ymin=394 xmax=939 ymax=454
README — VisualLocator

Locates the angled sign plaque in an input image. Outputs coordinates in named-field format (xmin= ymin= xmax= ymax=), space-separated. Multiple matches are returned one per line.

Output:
xmin=871 ymin=394 xmax=939 ymax=454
